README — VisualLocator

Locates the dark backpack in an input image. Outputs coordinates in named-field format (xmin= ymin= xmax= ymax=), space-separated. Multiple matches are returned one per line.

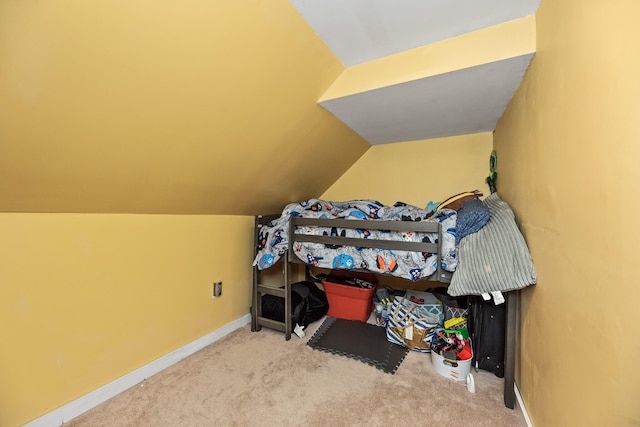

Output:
xmin=261 ymin=281 xmax=329 ymax=329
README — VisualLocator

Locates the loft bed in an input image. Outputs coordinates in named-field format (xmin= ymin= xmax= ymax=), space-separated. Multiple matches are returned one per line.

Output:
xmin=251 ymin=194 xmax=536 ymax=409
xmin=253 ymin=199 xmax=458 ymax=283
xmin=288 ymin=216 xmax=452 ymax=282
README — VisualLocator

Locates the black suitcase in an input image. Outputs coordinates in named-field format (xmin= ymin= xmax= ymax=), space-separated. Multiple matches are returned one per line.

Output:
xmin=468 ymin=296 xmax=506 ymax=377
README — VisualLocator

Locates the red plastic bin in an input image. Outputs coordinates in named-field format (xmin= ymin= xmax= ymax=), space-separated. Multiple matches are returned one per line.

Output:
xmin=322 ymin=280 xmax=376 ymax=322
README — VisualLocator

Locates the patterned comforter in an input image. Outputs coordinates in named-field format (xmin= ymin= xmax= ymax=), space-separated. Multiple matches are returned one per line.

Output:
xmin=253 ymin=199 xmax=457 ymax=281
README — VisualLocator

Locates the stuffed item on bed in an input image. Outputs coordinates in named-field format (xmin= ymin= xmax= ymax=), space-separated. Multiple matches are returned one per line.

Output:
xmin=253 ymin=199 xmax=457 ymax=282
xmin=448 ymin=193 xmax=536 ymax=296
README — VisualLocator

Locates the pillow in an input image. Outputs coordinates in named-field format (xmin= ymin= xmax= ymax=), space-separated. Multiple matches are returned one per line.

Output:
xmin=436 ymin=190 xmax=483 ymax=212
xmin=448 ymin=193 xmax=537 ymax=296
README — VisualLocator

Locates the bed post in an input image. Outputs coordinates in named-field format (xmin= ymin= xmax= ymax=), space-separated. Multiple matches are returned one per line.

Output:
xmin=437 ymin=222 xmax=444 ymax=280
xmin=252 ymin=214 xmax=293 ymax=340
xmin=284 ymin=223 xmax=294 ymax=341
xmin=504 ymin=290 xmax=517 ymax=408
xmin=251 ymin=215 xmax=261 ymax=333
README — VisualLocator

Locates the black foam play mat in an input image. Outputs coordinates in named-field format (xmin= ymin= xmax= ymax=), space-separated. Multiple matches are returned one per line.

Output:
xmin=307 ymin=316 xmax=409 ymax=374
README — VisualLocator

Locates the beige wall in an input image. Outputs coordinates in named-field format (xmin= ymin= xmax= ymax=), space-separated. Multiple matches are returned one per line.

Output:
xmin=0 ymin=214 xmax=254 ymax=426
xmin=493 ymin=0 xmax=640 ymax=425
xmin=322 ymin=132 xmax=493 ymax=207
xmin=0 ymin=0 xmax=368 ymax=216
xmin=9 ymin=1 xmax=640 ymax=425
xmin=321 ymin=132 xmax=493 ymax=291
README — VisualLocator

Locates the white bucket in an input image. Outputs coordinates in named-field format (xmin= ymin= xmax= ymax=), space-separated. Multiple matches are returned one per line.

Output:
xmin=430 ymin=350 xmax=472 ymax=383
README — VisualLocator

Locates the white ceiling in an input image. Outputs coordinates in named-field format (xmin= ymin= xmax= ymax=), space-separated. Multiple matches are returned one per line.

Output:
xmin=320 ymin=54 xmax=535 ymax=145
xmin=290 ymin=0 xmax=541 ymax=145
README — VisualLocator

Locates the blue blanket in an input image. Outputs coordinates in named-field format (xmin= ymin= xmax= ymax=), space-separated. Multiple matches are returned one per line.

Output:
xmin=455 ymin=198 xmax=490 ymax=243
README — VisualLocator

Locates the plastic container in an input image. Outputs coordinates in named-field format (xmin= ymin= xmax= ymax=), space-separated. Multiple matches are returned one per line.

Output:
xmin=430 ymin=344 xmax=473 ymax=383
xmin=322 ymin=280 xmax=376 ymax=322
xmin=404 ymin=290 xmax=444 ymax=325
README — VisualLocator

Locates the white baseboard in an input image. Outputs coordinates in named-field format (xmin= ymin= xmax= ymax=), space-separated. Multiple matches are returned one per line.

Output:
xmin=24 ymin=314 xmax=251 ymax=427
xmin=514 ymin=382 xmax=533 ymax=427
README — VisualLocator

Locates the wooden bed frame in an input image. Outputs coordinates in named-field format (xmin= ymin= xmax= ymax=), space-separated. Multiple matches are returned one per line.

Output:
xmin=288 ymin=216 xmax=453 ymax=282
xmin=251 ymin=213 xmax=517 ymax=408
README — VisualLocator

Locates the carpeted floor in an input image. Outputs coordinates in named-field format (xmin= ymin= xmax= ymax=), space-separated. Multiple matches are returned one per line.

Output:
xmin=66 ymin=319 xmax=527 ymax=427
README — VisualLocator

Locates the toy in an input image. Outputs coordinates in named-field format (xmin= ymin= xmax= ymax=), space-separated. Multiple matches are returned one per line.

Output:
xmin=486 ymin=150 xmax=498 ymax=193
xmin=430 ymin=328 xmax=472 ymax=361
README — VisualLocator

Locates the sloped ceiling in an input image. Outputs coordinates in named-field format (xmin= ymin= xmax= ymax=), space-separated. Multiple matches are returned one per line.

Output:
xmin=0 ymin=0 xmax=538 ymax=215
xmin=290 ymin=0 xmax=539 ymax=67
xmin=293 ymin=0 xmax=539 ymax=145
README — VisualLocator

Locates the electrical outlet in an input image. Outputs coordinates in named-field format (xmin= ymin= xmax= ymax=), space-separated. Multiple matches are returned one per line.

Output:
xmin=213 ymin=281 xmax=222 ymax=298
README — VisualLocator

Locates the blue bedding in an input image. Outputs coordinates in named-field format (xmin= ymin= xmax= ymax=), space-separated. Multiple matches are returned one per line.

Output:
xmin=253 ymin=199 xmax=458 ymax=281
